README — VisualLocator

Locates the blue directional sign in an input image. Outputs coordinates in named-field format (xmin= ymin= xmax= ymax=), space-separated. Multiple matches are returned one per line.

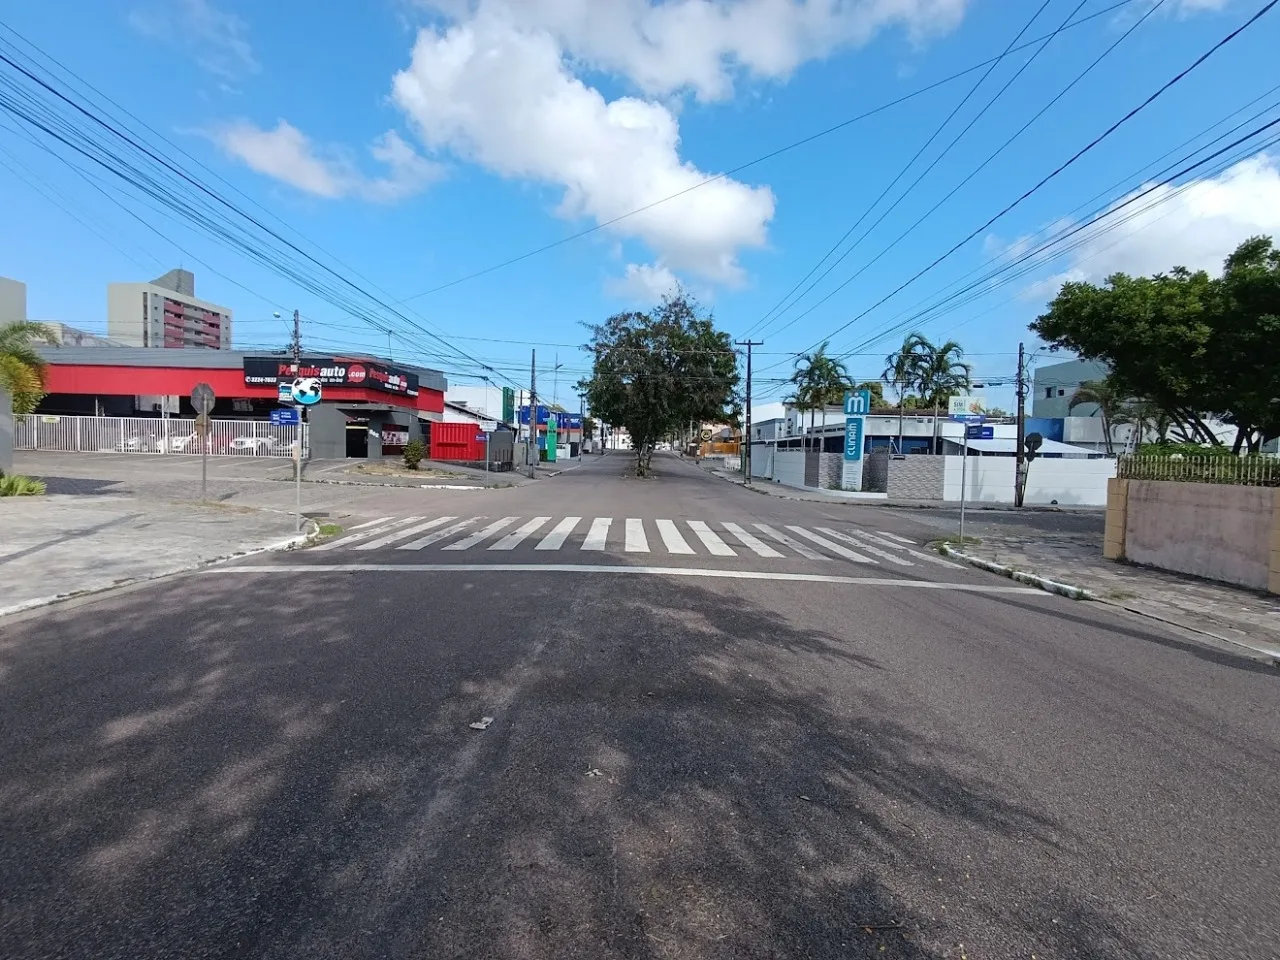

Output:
xmin=270 ymin=408 xmax=300 ymax=425
xmin=965 ymin=424 xmax=994 ymax=440
xmin=843 ymin=389 xmax=872 ymax=416
xmin=277 ymin=382 xmax=294 ymax=404
xmin=843 ymin=417 xmax=864 ymax=462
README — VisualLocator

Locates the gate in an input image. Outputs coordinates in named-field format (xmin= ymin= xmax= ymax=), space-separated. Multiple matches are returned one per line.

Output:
xmin=15 ymin=415 xmax=303 ymax=458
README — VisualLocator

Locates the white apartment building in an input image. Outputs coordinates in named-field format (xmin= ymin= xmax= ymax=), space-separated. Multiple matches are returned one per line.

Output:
xmin=107 ymin=268 xmax=232 ymax=349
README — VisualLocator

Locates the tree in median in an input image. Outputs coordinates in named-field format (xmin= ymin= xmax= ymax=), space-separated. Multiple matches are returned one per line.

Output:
xmin=0 ymin=320 xmax=59 ymax=414
xmin=579 ymin=293 xmax=739 ymax=476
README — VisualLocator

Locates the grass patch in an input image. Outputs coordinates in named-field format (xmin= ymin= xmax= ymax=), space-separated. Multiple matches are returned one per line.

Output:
xmin=353 ymin=463 xmax=462 ymax=480
xmin=935 ymin=535 xmax=982 ymax=551
xmin=316 ymin=523 xmax=343 ymax=538
xmin=0 ymin=474 xmax=47 ymax=496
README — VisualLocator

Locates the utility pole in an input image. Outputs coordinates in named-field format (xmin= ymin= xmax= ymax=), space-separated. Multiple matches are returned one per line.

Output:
xmin=528 ymin=349 xmax=537 ymax=479
xmin=736 ymin=339 xmax=763 ymax=484
xmin=1015 ymin=340 xmax=1027 ymax=508
xmin=290 ymin=309 xmax=304 ymax=530
xmin=290 ymin=309 xmax=301 ymax=367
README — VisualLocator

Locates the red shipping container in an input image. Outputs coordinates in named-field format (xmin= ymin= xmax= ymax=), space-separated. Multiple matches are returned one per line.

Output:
xmin=429 ymin=420 xmax=487 ymax=462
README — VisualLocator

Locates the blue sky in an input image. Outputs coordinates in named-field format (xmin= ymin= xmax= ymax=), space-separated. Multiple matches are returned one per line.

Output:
xmin=1 ymin=0 xmax=1278 ymax=412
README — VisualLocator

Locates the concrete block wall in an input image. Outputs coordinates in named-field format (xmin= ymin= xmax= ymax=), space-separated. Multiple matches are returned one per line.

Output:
xmin=887 ymin=455 xmax=944 ymax=500
xmin=1104 ymin=477 xmax=1280 ymax=593
xmin=0 ymin=388 xmax=12 ymax=473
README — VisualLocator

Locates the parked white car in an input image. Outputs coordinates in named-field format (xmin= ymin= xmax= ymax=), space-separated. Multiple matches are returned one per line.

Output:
xmin=228 ymin=436 xmax=292 ymax=455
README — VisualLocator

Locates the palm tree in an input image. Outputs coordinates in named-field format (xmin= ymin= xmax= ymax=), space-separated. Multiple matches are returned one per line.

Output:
xmin=791 ymin=342 xmax=851 ymax=456
xmin=1069 ymin=377 xmax=1128 ymax=456
xmin=0 ymin=320 xmax=58 ymax=415
xmin=915 ymin=338 xmax=971 ymax=454
xmin=883 ymin=333 xmax=931 ymax=453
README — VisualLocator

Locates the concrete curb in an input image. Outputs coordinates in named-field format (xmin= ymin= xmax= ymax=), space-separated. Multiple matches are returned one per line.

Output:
xmin=939 ymin=544 xmax=1096 ymax=601
xmin=0 ymin=530 xmax=311 ymax=621
xmin=938 ymin=544 xmax=1280 ymax=664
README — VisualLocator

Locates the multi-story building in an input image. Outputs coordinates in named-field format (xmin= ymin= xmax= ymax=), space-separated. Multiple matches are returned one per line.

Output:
xmin=107 ymin=268 xmax=232 ymax=349
xmin=0 ymin=276 xmax=27 ymax=324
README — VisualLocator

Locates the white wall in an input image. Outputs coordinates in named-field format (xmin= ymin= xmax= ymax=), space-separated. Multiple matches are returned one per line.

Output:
xmin=773 ymin=449 xmax=807 ymax=489
xmin=447 ymin=384 xmax=504 ymax=420
xmin=942 ymin=456 xmax=1116 ymax=506
xmin=750 ymin=444 xmax=775 ymax=479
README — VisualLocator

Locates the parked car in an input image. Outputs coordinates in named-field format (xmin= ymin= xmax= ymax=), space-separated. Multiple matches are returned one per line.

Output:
xmin=228 ymin=436 xmax=293 ymax=456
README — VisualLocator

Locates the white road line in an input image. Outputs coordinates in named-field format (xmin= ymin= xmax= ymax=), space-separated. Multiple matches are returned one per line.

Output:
xmin=721 ymin=522 xmax=783 ymax=558
xmin=655 ymin=519 xmax=695 ymax=555
xmin=816 ymin=527 xmax=913 ymax=567
xmin=582 ymin=518 xmax=612 ymax=550
xmin=625 ymin=518 xmax=649 ymax=553
xmin=536 ymin=517 xmax=580 ymax=551
xmin=399 ymin=517 xmax=484 ymax=551
xmin=354 ymin=517 xmax=456 ymax=551
xmin=312 ymin=517 xmax=423 ymax=552
xmin=348 ymin=516 xmax=391 ymax=531
xmin=218 ymin=564 xmax=1043 ymax=593
xmin=877 ymin=530 xmax=916 ymax=544
xmin=442 ymin=517 xmax=520 ymax=551
xmin=850 ymin=530 xmax=961 ymax=568
xmin=687 ymin=520 xmax=736 ymax=557
xmin=753 ymin=523 xmax=826 ymax=561
xmin=491 ymin=517 xmax=552 ymax=550
xmin=786 ymin=526 xmax=875 ymax=564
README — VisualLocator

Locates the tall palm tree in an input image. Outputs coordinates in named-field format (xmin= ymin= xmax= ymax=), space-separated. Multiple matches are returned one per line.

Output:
xmin=915 ymin=338 xmax=971 ymax=453
xmin=1069 ymin=378 xmax=1128 ymax=456
xmin=791 ymin=342 xmax=851 ymax=455
xmin=0 ymin=320 xmax=58 ymax=415
xmin=883 ymin=333 xmax=931 ymax=453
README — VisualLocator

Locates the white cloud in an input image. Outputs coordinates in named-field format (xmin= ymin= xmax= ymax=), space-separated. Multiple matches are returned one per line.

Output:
xmin=390 ymin=9 xmax=776 ymax=285
xmin=129 ymin=0 xmax=258 ymax=83
xmin=1015 ymin=155 xmax=1280 ymax=300
xmin=416 ymin=0 xmax=968 ymax=101
xmin=607 ymin=262 xmax=681 ymax=301
xmin=211 ymin=121 xmax=442 ymax=202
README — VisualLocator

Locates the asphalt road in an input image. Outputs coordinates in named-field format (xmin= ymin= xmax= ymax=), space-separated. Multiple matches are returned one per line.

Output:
xmin=2 ymin=453 xmax=1277 ymax=959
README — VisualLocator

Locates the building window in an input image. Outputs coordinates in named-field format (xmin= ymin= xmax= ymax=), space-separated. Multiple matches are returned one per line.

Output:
xmin=1057 ymin=388 xmax=1066 ymax=397
xmin=1044 ymin=387 xmax=1052 ymax=399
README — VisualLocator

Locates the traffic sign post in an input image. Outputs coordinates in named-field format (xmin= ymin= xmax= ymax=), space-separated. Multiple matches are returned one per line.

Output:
xmin=270 ymin=408 xmax=300 ymax=426
xmin=476 ymin=431 xmax=491 ymax=474
xmin=948 ymin=396 xmax=987 ymax=546
xmin=191 ymin=383 xmax=216 ymax=500
xmin=288 ymin=379 xmax=321 ymax=531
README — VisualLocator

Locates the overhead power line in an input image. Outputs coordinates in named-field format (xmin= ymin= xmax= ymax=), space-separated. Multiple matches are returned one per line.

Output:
xmin=772 ymin=0 xmax=1278 ymax=368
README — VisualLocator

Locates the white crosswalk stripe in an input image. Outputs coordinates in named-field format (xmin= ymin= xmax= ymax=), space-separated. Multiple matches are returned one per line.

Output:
xmin=582 ymin=517 xmax=612 ymax=550
xmin=816 ymin=527 xmax=913 ymax=567
xmin=537 ymin=517 xmax=580 ymax=550
xmin=313 ymin=517 xmax=423 ymax=551
xmin=625 ymin=518 xmax=649 ymax=553
xmin=721 ymin=522 xmax=783 ymax=558
xmin=786 ymin=526 xmax=874 ymax=564
xmin=491 ymin=517 xmax=551 ymax=550
xmin=850 ymin=530 xmax=959 ymax=568
xmin=355 ymin=516 xmax=456 ymax=551
xmin=688 ymin=520 xmax=736 ymax=557
xmin=655 ymin=519 xmax=694 ymax=555
xmin=318 ymin=515 xmax=952 ymax=570
xmin=752 ymin=523 xmax=826 ymax=560
xmin=398 ymin=517 xmax=483 ymax=550
xmin=441 ymin=517 xmax=519 ymax=551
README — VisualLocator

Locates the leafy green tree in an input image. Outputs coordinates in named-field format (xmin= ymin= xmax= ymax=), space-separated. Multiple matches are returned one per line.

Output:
xmin=1030 ymin=237 xmax=1280 ymax=452
xmin=883 ymin=332 xmax=970 ymax=452
xmin=1068 ymin=377 xmax=1130 ymax=456
xmin=789 ymin=342 xmax=852 ymax=453
xmin=0 ymin=320 xmax=58 ymax=415
xmin=854 ymin=380 xmax=885 ymax=406
xmin=579 ymin=293 xmax=738 ymax=476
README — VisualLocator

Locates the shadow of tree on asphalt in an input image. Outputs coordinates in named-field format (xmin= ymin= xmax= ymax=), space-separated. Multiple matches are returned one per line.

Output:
xmin=1 ymin=572 xmax=1254 ymax=959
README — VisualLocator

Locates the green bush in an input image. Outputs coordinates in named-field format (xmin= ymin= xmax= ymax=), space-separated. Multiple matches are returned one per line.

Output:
xmin=0 ymin=473 xmax=47 ymax=496
xmin=402 ymin=437 xmax=426 ymax=470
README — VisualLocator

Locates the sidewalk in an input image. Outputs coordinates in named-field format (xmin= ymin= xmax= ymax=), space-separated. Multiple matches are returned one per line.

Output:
xmin=947 ymin=534 xmax=1280 ymax=662
xmin=0 ymin=495 xmax=302 ymax=616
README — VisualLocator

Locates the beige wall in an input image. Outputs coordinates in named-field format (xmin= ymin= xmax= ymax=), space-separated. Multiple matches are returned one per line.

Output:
xmin=1112 ymin=479 xmax=1277 ymax=590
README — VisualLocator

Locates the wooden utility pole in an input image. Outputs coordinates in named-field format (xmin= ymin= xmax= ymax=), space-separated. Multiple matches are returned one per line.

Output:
xmin=736 ymin=339 xmax=763 ymax=484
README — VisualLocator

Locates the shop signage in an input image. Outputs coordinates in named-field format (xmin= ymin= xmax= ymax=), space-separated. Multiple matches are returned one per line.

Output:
xmin=243 ymin=357 xmax=419 ymax=397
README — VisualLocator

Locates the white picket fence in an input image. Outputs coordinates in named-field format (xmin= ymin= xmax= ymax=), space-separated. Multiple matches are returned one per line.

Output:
xmin=15 ymin=415 xmax=303 ymax=458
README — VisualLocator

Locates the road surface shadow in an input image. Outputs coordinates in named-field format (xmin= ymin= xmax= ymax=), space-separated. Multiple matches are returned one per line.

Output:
xmin=0 ymin=574 xmax=1266 ymax=959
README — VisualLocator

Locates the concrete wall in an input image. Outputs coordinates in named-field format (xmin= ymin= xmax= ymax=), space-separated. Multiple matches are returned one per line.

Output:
xmin=1121 ymin=480 xmax=1275 ymax=590
xmin=749 ymin=442 xmax=775 ymax=479
xmin=887 ymin=455 xmax=944 ymax=499
xmin=773 ymin=449 xmax=806 ymax=488
xmin=941 ymin=456 xmax=1115 ymax=506
xmin=0 ymin=388 xmax=13 ymax=473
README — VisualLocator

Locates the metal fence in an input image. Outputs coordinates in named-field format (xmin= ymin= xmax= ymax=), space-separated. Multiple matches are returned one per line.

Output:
xmin=15 ymin=415 xmax=303 ymax=458
xmin=1117 ymin=453 xmax=1280 ymax=486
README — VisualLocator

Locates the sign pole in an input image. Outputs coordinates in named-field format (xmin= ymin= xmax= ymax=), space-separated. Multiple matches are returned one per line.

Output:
xmin=295 ymin=418 xmax=303 ymax=532
xmin=485 ymin=431 xmax=490 ymax=475
xmin=201 ymin=433 xmax=208 ymax=501
xmin=959 ymin=429 xmax=969 ymax=545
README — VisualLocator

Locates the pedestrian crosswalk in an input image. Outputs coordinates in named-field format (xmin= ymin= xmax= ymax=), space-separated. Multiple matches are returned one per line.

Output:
xmin=315 ymin=515 xmax=960 ymax=569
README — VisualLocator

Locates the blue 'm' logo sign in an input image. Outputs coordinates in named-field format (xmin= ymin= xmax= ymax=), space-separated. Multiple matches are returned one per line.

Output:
xmin=844 ymin=389 xmax=872 ymax=416
xmin=844 ymin=417 xmax=863 ymax=462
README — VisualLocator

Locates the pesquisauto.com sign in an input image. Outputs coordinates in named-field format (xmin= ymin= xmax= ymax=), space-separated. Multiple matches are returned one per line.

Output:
xmin=243 ymin=357 xmax=418 ymax=397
